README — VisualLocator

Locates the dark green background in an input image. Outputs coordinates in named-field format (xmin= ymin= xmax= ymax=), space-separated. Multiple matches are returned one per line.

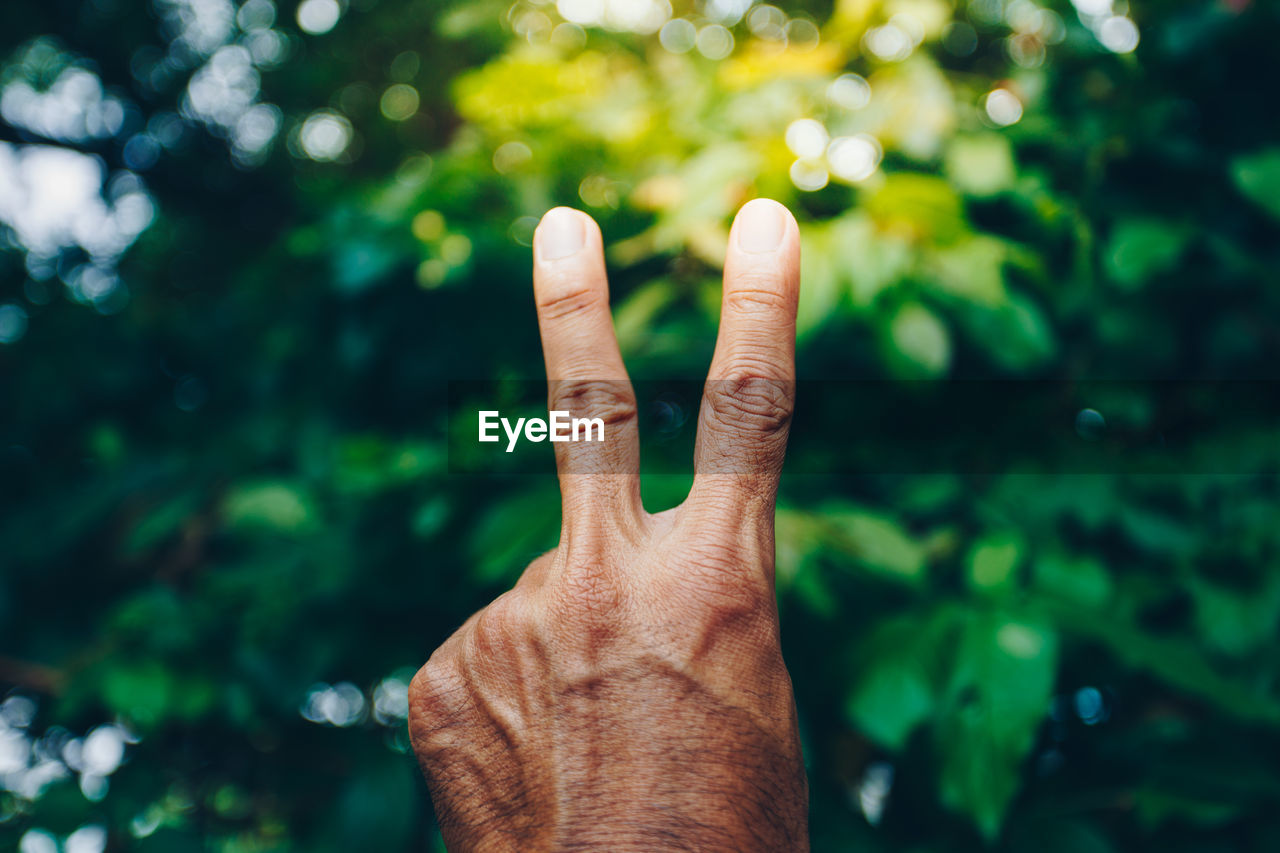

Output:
xmin=3 ymin=0 xmax=1280 ymax=849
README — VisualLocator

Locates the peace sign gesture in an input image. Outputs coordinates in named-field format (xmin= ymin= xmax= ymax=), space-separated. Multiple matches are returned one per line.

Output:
xmin=410 ymin=200 xmax=808 ymax=851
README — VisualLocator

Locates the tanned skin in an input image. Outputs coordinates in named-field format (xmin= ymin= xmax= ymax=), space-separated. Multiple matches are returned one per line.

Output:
xmin=408 ymin=199 xmax=809 ymax=851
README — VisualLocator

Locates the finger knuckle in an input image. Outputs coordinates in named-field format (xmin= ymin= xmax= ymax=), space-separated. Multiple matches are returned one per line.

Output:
xmin=408 ymin=651 xmax=466 ymax=733
xmin=464 ymin=592 xmax=532 ymax=662
xmin=724 ymin=279 xmax=791 ymax=316
xmin=550 ymin=379 xmax=637 ymax=427
xmin=535 ymin=279 xmax=605 ymax=322
xmin=704 ymin=371 xmax=793 ymax=437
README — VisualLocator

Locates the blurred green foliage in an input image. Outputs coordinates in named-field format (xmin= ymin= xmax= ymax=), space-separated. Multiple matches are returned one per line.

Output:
xmin=3 ymin=0 xmax=1280 ymax=850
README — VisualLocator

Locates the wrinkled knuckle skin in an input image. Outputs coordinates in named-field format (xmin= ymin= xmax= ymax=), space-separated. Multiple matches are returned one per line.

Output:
xmin=408 ymin=595 xmax=530 ymax=739
xmin=705 ymin=372 xmax=793 ymax=438
xmin=469 ymin=596 xmax=526 ymax=654
xmin=724 ymin=279 xmax=791 ymax=315
xmin=550 ymin=379 xmax=637 ymax=427
xmin=536 ymin=280 xmax=605 ymax=322
xmin=407 ymin=652 xmax=467 ymax=748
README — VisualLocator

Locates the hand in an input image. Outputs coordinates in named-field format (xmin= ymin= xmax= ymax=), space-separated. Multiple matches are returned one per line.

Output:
xmin=409 ymin=199 xmax=807 ymax=851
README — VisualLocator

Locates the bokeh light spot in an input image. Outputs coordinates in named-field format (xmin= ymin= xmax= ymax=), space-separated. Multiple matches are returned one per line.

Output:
xmin=827 ymin=73 xmax=871 ymax=110
xmin=123 ymin=134 xmax=162 ymax=170
xmin=1075 ymin=408 xmax=1105 ymax=440
xmin=297 ymin=0 xmax=341 ymax=35
xmin=789 ymin=159 xmax=828 ymax=192
xmin=785 ymin=118 xmax=828 ymax=159
xmin=558 ymin=0 xmax=604 ymax=26
xmin=417 ymin=258 xmax=448 ymax=288
xmin=785 ymin=18 xmax=820 ymax=50
xmin=440 ymin=234 xmax=473 ymax=265
xmin=299 ymin=110 xmax=352 ymax=160
xmin=747 ymin=4 xmax=786 ymax=40
xmin=984 ymin=88 xmax=1023 ymax=126
xmin=696 ymin=24 xmax=734 ymax=59
xmin=174 ymin=375 xmax=209 ymax=412
xmin=373 ymin=677 xmax=411 ymax=725
xmin=1071 ymin=0 xmax=1112 ymax=16
xmin=864 ymin=23 xmax=913 ymax=62
xmin=19 ymin=829 xmax=58 ymax=853
xmin=380 ymin=84 xmax=420 ymax=121
xmin=80 ymin=726 xmax=125 ymax=776
xmin=64 ymin=825 xmax=107 ymax=853
xmin=578 ymin=174 xmax=622 ymax=207
xmin=1097 ymin=16 xmax=1139 ymax=53
xmin=659 ymin=18 xmax=697 ymax=53
xmin=412 ymin=209 xmax=446 ymax=241
xmin=0 ymin=304 xmax=30 ymax=344
xmin=300 ymin=682 xmax=367 ymax=727
xmin=706 ymin=0 xmax=751 ymax=27
xmin=493 ymin=140 xmax=533 ymax=173
xmin=550 ymin=22 xmax=588 ymax=49
xmin=509 ymin=215 xmax=539 ymax=247
xmin=1073 ymin=686 xmax=1110 ymax=724
xmin=827 ymin=135 xmax=882 ymax=183
xmin=237 ymin=0 xmax=276 ymax=31
xmin=390 ymin=51 xmax=421 ymax=83
xmin=858 ymin=761 xmax=894 ymax=826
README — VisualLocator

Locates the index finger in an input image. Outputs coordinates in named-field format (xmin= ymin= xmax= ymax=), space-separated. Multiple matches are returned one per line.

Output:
xmin=532 ymin=207 xmax=642 ymax=528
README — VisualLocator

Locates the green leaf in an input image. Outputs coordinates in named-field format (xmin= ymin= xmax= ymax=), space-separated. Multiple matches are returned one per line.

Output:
xmin=223 ymin=482 xmax=318 ymax=534
xmin=774 ymin=507 xmax=820 ymax=587
xmin=887 ymin=302 xmax=952 ymax=377
xmin=846 ymin=609 xmax=961 ymax=748
xmin=924 ymin=235 xmax=1009 ymax=306
xmin=102 ymin=660 xmax=174 ymax=726
xmin=1041 ymin=599 xmax=1280 ymax=724
xmin=848 ymin=652 xmax=935 ymax=749
xmin=962 ymin=289 xmax=1056 ymax=370
xmin=1231 ymin=149 xmax=1280 ymax=221
xmin=866 ymin=173 xmax=968 ymax=245
xmin=1105 ymin=219 xmax=1188 ymax=290
xmin=614 ymin=278 xmax=676 ymax=351
xmin=1190 ymin=575 xmax=1280 ymax=656
xmin=937 ymin=612 xmax=1058 ymax=839
xmin=945 ymin=134 xmax=1016 ymax=197
xmin=966 ymin=532 xmax=1024 ymax=593
xmin=840 ymin=214 xmax=914 ymax=306
xmin=775 ymin=509 xmax=840 ymax=617
xmin=1032 ymin=552 xmax=1112 ymax=607
xmin=822 ymin=508 xmax=928 ymax=581
xmin=123 ymin=492 xmax=203 ymax=557
xmin=99 ymin=659 xmax=217 ymax=727
xmin=797 ymin=224 xmax=847 ymax=335
xmin=1116 ymin=504 xmax=1197 ymax=555
xmin=468 ymin=485 xmax=561 ymax=583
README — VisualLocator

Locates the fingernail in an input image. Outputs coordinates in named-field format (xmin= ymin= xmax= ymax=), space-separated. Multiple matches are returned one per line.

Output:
xmin=735 ymin=199 xmax=785 ymax=254
xmin=536 ymin=208 xmax=584 ymax=260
